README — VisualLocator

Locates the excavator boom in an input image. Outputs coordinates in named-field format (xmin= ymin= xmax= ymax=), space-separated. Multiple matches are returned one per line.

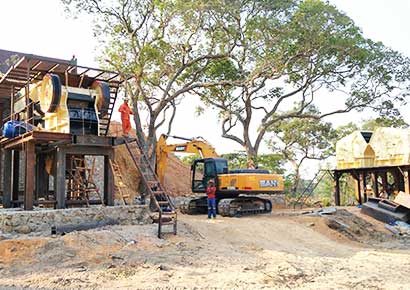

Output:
xmin=156 ymin=134 xmax=218 ymax=184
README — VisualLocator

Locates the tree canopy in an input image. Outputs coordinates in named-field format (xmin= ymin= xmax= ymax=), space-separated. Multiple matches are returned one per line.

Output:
xmin=62 ymin=0 xmax=410 ymax=165
xmin=194 ymin=0 xmax=410 ymax=163
xmin=62 ymin=0 xmax=235 ymax=159
xmin=268 ymin=112 xmax=335 ymax=194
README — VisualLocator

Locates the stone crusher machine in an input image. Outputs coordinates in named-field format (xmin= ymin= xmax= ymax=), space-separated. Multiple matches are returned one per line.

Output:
xmin=12 ymin=73 xmax=111 ymax=135
xmin=3 ymin=72 xmax=113 ymax=206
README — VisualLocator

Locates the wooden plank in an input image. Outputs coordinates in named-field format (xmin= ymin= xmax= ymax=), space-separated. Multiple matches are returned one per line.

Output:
xmin=55 ymin=148 xmax=66 ymax=209
xmin=63 ymin=145 xmax=113 ymax=156
xmin=3 ymin=150 xmax=12 ymax=208
xmin=394 ymin=191 xmax=410 ymax=209
xmin=24 ymin=141 xmax=35 ymax=210
xmin=73 ymin=135 xmax=114 ymax=146
xmin=1 ymin=131 xmax=72 ymax=150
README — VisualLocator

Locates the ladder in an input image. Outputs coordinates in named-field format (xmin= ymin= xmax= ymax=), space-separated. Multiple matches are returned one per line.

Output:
xmin=67 ymin=156 xmax=105 ymax=206
xmin=123 ymin=138 xmax=177 ymax=238
xmin=110 ymin=160 xmax=131 ymax=205
xmin=99 ymin=83 xmax=120 ymax=136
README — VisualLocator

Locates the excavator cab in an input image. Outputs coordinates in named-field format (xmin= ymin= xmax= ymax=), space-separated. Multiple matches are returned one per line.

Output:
xmin=191 ymin=158 xmax=228 ymax=193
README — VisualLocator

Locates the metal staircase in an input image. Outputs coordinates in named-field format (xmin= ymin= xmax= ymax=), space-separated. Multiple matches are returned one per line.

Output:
xmin=123 ymin=138 xmax=177 ymax=238
xmin=100 ymin=84 xmax=120 ymax=136
xmin=294 ymin=170 xmax=328 ymax=209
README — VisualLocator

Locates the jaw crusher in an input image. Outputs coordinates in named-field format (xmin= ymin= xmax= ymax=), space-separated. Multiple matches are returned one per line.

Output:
xmin=19 ymin=73 xmax=110 ymax=135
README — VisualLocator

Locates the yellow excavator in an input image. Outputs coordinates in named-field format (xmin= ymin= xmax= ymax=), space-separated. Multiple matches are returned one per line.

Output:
xmin=156 ymin=134 xmax=284 ymax=216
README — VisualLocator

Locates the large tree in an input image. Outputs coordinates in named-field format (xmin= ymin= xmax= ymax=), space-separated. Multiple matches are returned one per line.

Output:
xmin=195 ymin=0 xmax=410 ymax=165
xmin=62 ymin=0 xmax=235 ymax=160
xmin=269 ymin=111 xmax=335 ymax=194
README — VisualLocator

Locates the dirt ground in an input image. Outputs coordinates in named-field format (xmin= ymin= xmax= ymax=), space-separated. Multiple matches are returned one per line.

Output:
xmin=1 ymin=208 xmax=410 ymax=289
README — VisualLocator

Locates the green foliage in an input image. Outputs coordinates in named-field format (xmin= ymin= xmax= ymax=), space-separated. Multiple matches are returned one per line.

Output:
xmin=361 ymin=117 xmax=409 ymax=131
xmin=221 ymin=152 xmax=285 ymax=174
xmin=193 ymin=0 xmax=410 ymax=163
xmin=269 ymin=113 xmax=336 ymax=159
xmin=180 ymin=154 xmax=201 ymax=166
xmin=312 ymin=172 xmax=334 ymax=204
xmin=62 ymin=0 xmax=410 ymax=164
xmin=334 ymin=122 xmax=359 ymax=139
xmin=62 ymin=0 xmax=238 ymax=158
xmin=268 ymin=114 xmax=336 ymax=194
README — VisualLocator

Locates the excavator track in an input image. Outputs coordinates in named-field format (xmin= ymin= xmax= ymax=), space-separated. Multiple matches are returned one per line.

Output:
xmin=180 ymin=197 xmax=208 ymax=215
xmin=180 ymin=196 xmax=272 ymax=217
xmin=217 ymin=197 xmax=272 ymax=217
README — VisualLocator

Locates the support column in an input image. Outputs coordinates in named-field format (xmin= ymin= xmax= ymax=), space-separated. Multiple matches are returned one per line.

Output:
xmin=382 ymin=172 xmax=388 ymax=195
xmin=3 ymin=150 xmax=12 ymax=208
xmin=0 ymin=149 xmax=2 ymax=195
xmin=104 ymin=154 xmax=114 ymax=206
xmin=362 ymin=173 xmax=367 ymax=203
xmin=24 ymin=141 xmax=35 ymax=210
xmin=35 ymin=154 xmax=48 ymax=200
xmin=407 ymin=170 xmax=410 ymax=194
xmin=394 ymin=169 xmax=405 ymax=193
xmin=353 ymin=171 xmax=362 ymax=205
xmin=0 ymin=106 xmax=3 ymax=194
xmin=55 ymin=148 xmax=66 ymax=209
xmin=12 ymin=150 xmax=20 ymax=204
xmin=372 ymin=172 xmax=379 ymax=197
xmin=334 ymin=171 xmax=340 ymax=206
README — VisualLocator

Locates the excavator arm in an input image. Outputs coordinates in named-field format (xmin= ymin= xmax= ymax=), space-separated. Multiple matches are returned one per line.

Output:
xmin=156 ymin=134 xmax=219 ymax=184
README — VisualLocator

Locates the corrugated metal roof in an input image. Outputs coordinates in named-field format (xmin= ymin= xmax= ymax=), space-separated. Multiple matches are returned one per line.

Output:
xmin=0 ymin=53 xmax=125 ymax=101
xmin=0 ymin=49 xmax=70 ymax=74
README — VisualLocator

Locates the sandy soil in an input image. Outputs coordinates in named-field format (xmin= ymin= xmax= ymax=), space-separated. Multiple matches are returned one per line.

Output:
xmin=0 ymin=208 xmax=410 ymax=289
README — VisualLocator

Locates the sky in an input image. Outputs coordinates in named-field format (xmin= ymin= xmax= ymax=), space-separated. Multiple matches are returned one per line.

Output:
xmin=1 ymin=0 xmax=410 ymax=168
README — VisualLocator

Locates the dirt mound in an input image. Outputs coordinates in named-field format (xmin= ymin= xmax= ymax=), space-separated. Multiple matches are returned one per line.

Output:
xmin=109 ymin=121 xmax=192 ymax=198
xmin=322 ymin=209 xmax=391 ymax=243
xmin=298 ymin=207 xmax=401 ymax=246
xmin=163 ymin=154 xmax=192 ymax=197
xmin=113 ymin=145 xmax=141 ymax=203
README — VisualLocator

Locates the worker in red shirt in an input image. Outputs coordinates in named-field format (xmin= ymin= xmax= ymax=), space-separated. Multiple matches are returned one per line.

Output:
xmin=206 ymin=179 xmax=217 ymax=219
xmin=118 ymin=98 xmax=133 ymax=137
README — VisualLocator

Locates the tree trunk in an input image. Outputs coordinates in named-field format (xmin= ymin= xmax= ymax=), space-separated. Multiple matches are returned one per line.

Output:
xmin=292 ymin=167 xmax=301 ymax=196
xmin=245 ymin=145 xmax=258 ymax=169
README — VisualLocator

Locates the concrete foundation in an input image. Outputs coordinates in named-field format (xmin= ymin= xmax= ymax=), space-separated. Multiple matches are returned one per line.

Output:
xmin=0 ymin=205 xmax=150 ymax=234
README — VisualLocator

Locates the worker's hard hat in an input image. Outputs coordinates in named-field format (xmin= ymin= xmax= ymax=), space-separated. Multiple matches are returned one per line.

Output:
xmin=209 ymin=179 xmax=215 ymax=183
xmin=124 ymin=98 xmax=129 ymax=101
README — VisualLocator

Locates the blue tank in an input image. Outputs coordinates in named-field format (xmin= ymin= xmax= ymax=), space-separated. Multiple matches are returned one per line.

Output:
xmin=2 ymin=121 xmax=33 ymax=138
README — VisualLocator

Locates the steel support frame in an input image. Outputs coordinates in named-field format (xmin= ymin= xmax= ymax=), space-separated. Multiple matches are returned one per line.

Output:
xmin=334 ymin=165 xmax=410 ymax=206
xmin=24 ymin=141 xmax=35 ymax=210
xmin=54 ymin=145 xmax=114 ymax=209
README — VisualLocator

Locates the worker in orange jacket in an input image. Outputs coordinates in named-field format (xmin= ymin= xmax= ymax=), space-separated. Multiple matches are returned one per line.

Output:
xmin=119 ymin=98 xmax=133 ymax=137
